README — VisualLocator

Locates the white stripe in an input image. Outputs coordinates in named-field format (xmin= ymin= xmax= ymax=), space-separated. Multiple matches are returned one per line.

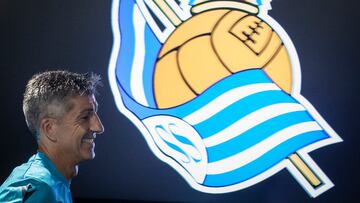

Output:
xmin=184 ymin=83 xmax=280 ymax=125
xmin=207 ymin=121 xmax=322 ymax=175
xmin=130 ymin=5 xmax=149 ymax=106
xmin=137 ymin=0 xmax=175 ymax=42
xmin=204 ymin=103 xmax=306 ymax=147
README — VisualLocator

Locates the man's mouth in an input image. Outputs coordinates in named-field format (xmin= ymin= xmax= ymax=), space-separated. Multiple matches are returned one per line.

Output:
xmin=82 ymin=134 xmax=96 ymax=144
xmin=82 ymin=138 xmax=94 ymax=144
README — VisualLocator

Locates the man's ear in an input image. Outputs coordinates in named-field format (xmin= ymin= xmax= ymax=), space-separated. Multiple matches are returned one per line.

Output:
xmin=39 ymin=118 xmax=58 ymax=142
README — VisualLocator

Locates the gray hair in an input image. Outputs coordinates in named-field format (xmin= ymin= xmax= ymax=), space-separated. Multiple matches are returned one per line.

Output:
xmin=23 ymin=70 xmax=101 ymax=140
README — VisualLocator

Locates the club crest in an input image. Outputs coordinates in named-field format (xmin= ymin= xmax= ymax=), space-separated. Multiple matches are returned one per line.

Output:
xmin=108 ymin=0 xmax=342 ymax=197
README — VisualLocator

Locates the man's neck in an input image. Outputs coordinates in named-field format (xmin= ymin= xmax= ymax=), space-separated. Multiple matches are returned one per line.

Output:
xmin=38 ymin=145 xmax=78 ymax=181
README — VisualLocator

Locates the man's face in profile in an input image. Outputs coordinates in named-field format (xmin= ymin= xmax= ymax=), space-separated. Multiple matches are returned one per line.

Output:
xmin=55 ymin=94 xmax=104 ymax=163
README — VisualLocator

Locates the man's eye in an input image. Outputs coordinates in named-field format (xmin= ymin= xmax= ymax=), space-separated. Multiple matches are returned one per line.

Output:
xmin=81 ymin=115 xmax=90 ymax=120
xmin=81 ymin=111 xmax=96 ymax=120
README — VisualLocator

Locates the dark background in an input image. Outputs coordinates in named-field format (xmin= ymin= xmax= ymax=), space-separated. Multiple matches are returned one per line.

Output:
xmin=0 ymin=0 xmax=359 ymax=202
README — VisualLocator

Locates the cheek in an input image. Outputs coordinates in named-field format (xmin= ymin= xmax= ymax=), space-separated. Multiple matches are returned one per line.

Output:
xmin=73 ymin=123 xmax=86 ymax=135
xmin=75 ymin=125 xmax=90 ymax=143
xmin=64 ymin=125 xmax=86 ymax=146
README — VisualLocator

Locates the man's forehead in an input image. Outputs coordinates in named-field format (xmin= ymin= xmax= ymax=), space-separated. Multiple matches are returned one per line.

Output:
xmin=67 ymin=95 xmax=98 ymax=112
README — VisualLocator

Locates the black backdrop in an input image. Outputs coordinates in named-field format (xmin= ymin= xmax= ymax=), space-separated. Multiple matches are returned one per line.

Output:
xmin=1 ymin=0 xmax=359 ymax=202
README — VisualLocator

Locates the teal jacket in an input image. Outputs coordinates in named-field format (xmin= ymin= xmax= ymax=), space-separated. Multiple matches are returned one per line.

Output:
xmin=0 ymin=152 xmax=72 ymax=203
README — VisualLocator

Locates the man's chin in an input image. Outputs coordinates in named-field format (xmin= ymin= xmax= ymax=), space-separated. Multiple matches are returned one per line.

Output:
xmin=84 ymin=151 xmax=95 ymax=160
xmin=80 ymin=142 xmax=96 ymax=160
xmin=80 ymin=149 xmax=96 ymax=161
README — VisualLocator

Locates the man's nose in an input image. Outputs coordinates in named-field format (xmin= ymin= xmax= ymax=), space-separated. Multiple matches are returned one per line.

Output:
xmin=91 ymin=113 xmax=104 ymax=134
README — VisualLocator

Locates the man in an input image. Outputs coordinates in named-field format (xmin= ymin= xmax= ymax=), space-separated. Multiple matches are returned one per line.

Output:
xmin=0 ymin=70 xmax=104 ymax=203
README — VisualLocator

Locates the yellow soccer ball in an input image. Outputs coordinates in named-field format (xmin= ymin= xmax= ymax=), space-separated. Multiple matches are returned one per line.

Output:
xmin=154 ymin=8 xmax=292 ymax=109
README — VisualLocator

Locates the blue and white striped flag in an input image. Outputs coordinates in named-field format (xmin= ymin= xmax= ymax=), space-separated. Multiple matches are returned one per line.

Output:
xmin=179 ymin=69 xmax=329 ymax=187
xmin=134 ymin=69 xmax=330 ymax=187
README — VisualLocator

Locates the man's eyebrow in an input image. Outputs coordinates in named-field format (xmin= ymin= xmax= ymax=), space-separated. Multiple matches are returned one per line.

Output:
xmin=78 ymin=108 xmax=95 ymax=115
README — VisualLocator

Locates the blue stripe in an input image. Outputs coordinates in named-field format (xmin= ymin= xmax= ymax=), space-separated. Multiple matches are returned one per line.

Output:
xmin=116 ymin=0 xmax=136 ymax=98
xmin=189 ymin=0 xmax=196 ymax=5
xmin=207 ymin=111 xmax=316 ymax=162
xmin=203 ymin=130 xmax=328 ymax=187
xmin=116 ymin=2 xmax=161 ymax=107
xmin=117 ymin=81 xmax=159 ymax=120
xmin=142 ymin=26 xmax=160 ymax=107
xmin=194 ymin=90 xmax=298 ymax=139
